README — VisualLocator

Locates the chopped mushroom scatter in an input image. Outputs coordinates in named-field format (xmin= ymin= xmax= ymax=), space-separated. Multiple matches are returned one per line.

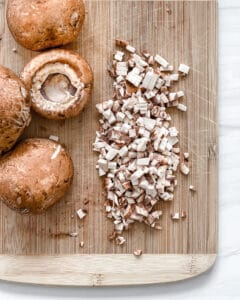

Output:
xmin=133 ymin=249 xmax=143 ymax=257
xmin=93 ymin=40 xmax=190 ymax=242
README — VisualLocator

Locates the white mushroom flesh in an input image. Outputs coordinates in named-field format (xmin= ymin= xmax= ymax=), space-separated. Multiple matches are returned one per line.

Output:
xmin=31 ymin=63 xmax=85 ymax=112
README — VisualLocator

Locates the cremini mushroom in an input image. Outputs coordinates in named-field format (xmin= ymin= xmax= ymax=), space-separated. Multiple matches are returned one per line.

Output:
xmin=21 ymin=49 xmax=93 ymax=120
xmin=0 ymin=138 xmax=74 ymax=214
xmin=0 ymin=65 xmax=31 ymax=155
xmin=7 ymin=0 xmax=85 ymax=51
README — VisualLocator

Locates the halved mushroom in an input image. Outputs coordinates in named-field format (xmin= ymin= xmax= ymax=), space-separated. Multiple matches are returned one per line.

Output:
xmin=0 ymin=138 xmax=74 ymax=214
xmin=0 ymin=65 xmax=31 ymax=155
xmin=7 ymin=0 xmax=85 ymax=51
xmin=21 ymin=49 xmax=93 ymax=120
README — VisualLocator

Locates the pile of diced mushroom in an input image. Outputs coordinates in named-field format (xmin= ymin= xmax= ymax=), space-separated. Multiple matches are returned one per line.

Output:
xmin=93 ymin=39 xmax=190 ymax=245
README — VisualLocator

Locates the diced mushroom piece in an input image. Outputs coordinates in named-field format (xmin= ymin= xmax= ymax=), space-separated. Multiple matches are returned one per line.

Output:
xmin=177 ymin=90 xmax=184 ymax=98
xmin=154 ymin=54 xmax=169 ymax=68
xmin=160 ymin=93 xmax=169 ymax=103
xmin=183 ymin=152 xmax=189 ymax=160
xmin=169 ymin=93 xmax=177 ymax=102
xmin=170 ymin=74 xmax=179 ymax=81
xmin=108 ymin=162 xmax=117 ymax=170
xmin=99 ymin=168 xmax=106 ymax=177
xmin=126 ymin=71 xmax=142 ymax=87
xmin=126 ymin=44 xmax=136 ymax=53
xmin=180 ymin=163 xmax=190 ymax=175
xmin=142 ymin=71 xmax=159 ymax=90
xmin=171 ymin=212 xmax=180 ymax=220
xmin=105 ymin=147 xmax=118 ymax=161
xmin=116 ymin=111 xmax=125 ymax=121
xmin=114 ymin=51 xmax=125 ymax=62
xmin=119 ymin=145 xmax=128 ymax=157
xmin=189 ymin=185 xmax=196 ymax=192
xmin=130 ymin=169 xmax=144 ymax=183
xmin=69 ymin=232 xmax=78 ymax=237
xmin=142 ymin=117 xmax=156 ymax=131
xmin=151 ymin=210 xmax=163 ymax=219
xmin=160 ymin=192 xmax=173 ymax=201
xmin=76 ymin=208 xmax=87 ymax=220
xmin=49 ymin=135 xmax=59 ymax=142
xmin=160 ymin=65 xmax=174 ymax=72
xmin=138 ymin=101 xmax=148 ymax=114
xmin=98 ymin=158 xmax=108 ymax=172
xmin=116 ymin=236 xmax=126 ymax=245
xmin=132 ymin=54 xmax=148 ymax=67
xmin=115 ymin=39 xmax=128 ymax=47
xmin=116 ymin=62 xmax=128 ymax=76
xmin=145 ymin=90 xmax=156 ymax=99
xmin=181 ymin=211 xmax=187 ymax=218
xmin=155 ymin=78 xmax=165 ymax=89
xmin=133 ymin=249 xmax=143 ymax=257
xmin=177 ymin=103 xmax=187 ymax=112
xmin=135 ymin=205 xmax=149 ymax=217
xmin=137 ymin=157 xmax=150 ymax=166
xmin=178 ymin=63 xmax=190 ymax=75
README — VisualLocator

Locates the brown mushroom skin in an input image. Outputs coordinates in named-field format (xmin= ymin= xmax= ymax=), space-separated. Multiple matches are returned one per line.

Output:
xmin=0 ymin=65 xmax=31 ymax=155
xmin=0 ymin=138 xmax=74 ymax=214
xmin=7 ymin=0 xmax=85 ymax=51
xmin=21 ymin=49 xmax=93 ymax=120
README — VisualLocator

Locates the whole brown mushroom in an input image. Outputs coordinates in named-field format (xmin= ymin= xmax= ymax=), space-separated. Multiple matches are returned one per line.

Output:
xmin=0 ymin=138 xmax=74 ymax=214
xmin=21 ymin=49 xmax=93 ymax=120
xmin=0 ymin=65 xmax=31 ymax=155
xmin=7 ymin=0 xmax=85 ymax=51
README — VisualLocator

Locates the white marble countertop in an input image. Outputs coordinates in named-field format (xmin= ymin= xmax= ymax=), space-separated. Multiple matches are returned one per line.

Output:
xmin=0 ymin=0 xmax=239 ymax=299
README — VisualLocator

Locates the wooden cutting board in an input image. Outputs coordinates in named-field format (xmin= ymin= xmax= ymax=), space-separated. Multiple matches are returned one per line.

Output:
xmin=0 ymin=0 xmax=217 ymax=286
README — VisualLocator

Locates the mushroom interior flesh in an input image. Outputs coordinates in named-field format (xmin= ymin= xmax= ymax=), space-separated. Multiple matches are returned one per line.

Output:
xmin=41 ymin=74 xmax=77 ymax=104
xmin=31 ymin=63 xmax=85 ymax=112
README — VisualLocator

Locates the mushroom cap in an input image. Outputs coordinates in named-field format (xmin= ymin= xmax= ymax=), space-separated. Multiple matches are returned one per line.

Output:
xmin=7 ymin=0 xmax=85 ymax=51
xmin=0 ymin=138 xmax=74 ymax=214
xmin=21 ymin=49 xmax=93 ymax=120
xmin=0 ymin=65 xmax=31 ymax=155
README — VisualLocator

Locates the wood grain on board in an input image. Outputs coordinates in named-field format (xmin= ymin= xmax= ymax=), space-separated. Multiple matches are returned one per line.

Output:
xmin=0 ymin=0 xmax=217 ymax=285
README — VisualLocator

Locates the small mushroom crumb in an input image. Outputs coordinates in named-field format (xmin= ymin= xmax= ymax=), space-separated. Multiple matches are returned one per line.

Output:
xmin=69 ymin=232 xmax=78 ymax=237
xmin=93 ymin=41 xmax=191 ymax=243
xmin=76 ymin=208 xmax=87 ymax=220
xmin=181 ymin=211 xmax=187 ymax=218
xmin=189 ymin=185 xmax=196 ymax=192
xmin=84 ymin=199 xmax=89 ymax=205
xmin=49 ymin=135 xmax=59 ymax=142
xmin=115 ymin=236 xmax=126 ymax=245
xmin=12 ymin=48 xmax=17 ymax=53
xmin=180 ymin=163 xmax=190 ymax=175
xmin=183 ymin=152 xmax=189 ymax=160
xmin=166 ymin=7 xmax=172 ymax=15
xmin=171 ymin=212 xmax=180 ymax=220
xmin=133 ymin=249 xmax=143 ymax=257
xmin=80 ymin=241 xmax=84 ymax=247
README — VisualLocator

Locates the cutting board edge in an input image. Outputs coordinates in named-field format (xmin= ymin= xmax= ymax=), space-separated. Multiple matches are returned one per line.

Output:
xmin=0 ymin=253 xmax=217 ymax=286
